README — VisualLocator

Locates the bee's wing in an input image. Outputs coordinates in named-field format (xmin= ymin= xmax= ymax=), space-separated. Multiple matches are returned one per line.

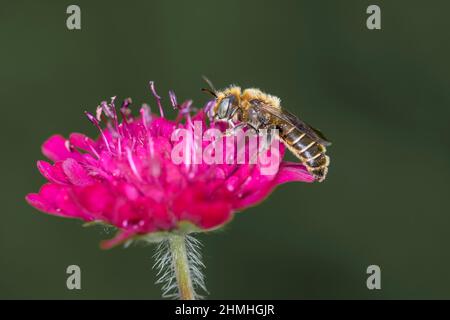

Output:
xmin=257 ymin=103 xmax=332 ymax=146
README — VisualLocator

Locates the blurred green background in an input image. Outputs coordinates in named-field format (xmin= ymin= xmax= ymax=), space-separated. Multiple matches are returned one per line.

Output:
xmin=1 ymin=0 xmax=449 ymax=299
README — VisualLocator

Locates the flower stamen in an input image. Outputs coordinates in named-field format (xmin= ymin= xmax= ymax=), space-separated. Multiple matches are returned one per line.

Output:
xmin=84 ymin=111 xmax=113 ymax=153
xmin=149 ymin=81 xmax=164 ymax=118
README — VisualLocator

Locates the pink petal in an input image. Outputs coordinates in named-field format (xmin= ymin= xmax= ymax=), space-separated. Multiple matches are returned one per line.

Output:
xmin=172 ymin=185 xmax=233 ymax=229
xmin=147 ymin=201 xmax=173 ymax=229
xmin=69 ymin=133 xmax=97 ymax=153
xmin=195 ymin=201 xmax=233 ymax=229
xmin=233 ymin=162 xmax=314 ymax=210
xmin=100 ymin=230 xmax=135 ymax=250
xmin=275 ymin=162 xmax=315 ymax=184
xmin=233 ymin=185 xmax=274 ymax=210
xmin=74 ymin=183 xmax=114 ymax=215
xmin=41 ymin=135 xmax=74 ymax=162
xmin=37 ymin=160 xmax=69 ymax=184
xmin=25 ymin=193 xmax=57 ymax=214
xmin=62 ymin=158 xmax=94 ymax=186
xmin=26 ymin=184 xmax=90 ymax=220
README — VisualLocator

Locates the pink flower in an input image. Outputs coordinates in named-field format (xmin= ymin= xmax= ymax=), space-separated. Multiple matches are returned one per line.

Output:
xmin=25 ymin=83 xmax=314 ymax=249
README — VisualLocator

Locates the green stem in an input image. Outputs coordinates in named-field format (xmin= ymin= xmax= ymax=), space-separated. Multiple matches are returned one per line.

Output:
xmin=169 ymin=234 xmax=195 ymax=300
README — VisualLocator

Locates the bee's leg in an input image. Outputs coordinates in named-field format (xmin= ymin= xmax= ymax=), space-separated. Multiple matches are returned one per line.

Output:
xmin=246 ymin=122 xmax=259 ymax=134
xmin=224 ymin=122 xmax=246 ymax=137
xmin=257 ymin=127 xmax=274 ymax=154
xmin=228 ymin=105 xmax=239 ymax=120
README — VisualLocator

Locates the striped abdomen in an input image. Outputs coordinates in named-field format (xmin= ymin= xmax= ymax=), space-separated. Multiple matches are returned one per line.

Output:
xmin=279 ymin=126 xmax=330 ymax=182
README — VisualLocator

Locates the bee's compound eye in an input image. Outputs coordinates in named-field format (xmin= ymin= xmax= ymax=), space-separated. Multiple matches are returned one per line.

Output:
xmin=218 ymin=98 xmax=230 ymax=118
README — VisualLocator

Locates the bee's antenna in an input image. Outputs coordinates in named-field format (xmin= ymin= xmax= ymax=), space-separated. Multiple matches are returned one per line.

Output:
xmin=201 ymin=88 xmax=217 ymax=98
xmin=201 ymin=75 xmax=217 ymax=92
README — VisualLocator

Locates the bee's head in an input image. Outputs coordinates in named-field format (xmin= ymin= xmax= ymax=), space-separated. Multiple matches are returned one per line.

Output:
xmin=213 ymin=95 xmax=234 ymax=120
xmin=210 ymin=87 xmax=241 ymax=120
xmin=201 ymin=80 xmax=241 ymax=120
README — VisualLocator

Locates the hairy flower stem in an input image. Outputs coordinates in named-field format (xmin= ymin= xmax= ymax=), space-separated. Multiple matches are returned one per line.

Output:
xmin=169 ymin=234 xmax=195 ymax=300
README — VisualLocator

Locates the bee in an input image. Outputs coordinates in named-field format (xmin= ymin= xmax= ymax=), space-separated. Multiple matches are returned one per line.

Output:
xmin=202 ymin=82 xmax=331 ymax=182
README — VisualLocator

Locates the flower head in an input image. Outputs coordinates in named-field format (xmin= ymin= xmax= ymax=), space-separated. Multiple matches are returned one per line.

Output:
xmin=26 ymin=82 xmax=314 ymax=248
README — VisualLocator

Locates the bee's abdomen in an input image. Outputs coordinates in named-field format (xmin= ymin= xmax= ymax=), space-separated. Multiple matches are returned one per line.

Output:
xmin=280 ymin=126 xmax=330 ymax=182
